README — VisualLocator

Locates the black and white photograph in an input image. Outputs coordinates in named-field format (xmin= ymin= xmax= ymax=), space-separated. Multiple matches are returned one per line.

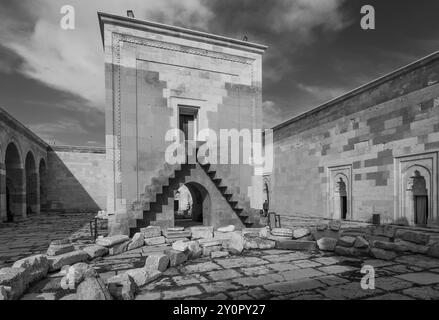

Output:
xmin=0 ymin=0 xmax=439 ymax=307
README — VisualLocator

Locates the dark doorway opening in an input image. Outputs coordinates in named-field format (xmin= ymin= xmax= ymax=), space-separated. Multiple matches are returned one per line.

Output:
xmin=6 ymin=186 xmax=12 ymax=222
xmin=414 ymin=195 xmax=428 ymax=225
xmin=341 ymin=195 xmax=347 ymax=220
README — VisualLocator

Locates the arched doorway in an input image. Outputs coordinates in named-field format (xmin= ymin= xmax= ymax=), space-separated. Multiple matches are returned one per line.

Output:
xmin=174 ymin=182 xmax=210 ymax=227
xmin=5 ymin=143 xmax=25 ymax=219
xmin=39 ymin=159 xmax=47 ymax=213
xmin=25 ymin=152 xmax=38 ymax=214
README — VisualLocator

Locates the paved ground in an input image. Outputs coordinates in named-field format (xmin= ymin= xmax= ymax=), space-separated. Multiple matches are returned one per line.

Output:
xmin=85 ymin=246 xmax=439 ymax=300
xmin=3 ymin=214 xmax=439 ymax=300
xmin=0 ymin=212 xmax=104 ymax=268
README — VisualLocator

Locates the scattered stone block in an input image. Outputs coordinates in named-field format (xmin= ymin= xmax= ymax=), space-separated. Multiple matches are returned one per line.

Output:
xmin=107 ymin=273 xmax=138 ymax=300
xmin=259 ymin=227 xmax=269 ymax=238
xmin=394 ymin=239 xmax=429 ymax=254
xmin=190 ymin=226 xmax=213 ymax=239
xmin=292 ymin=228 xmax=310 ymax=239
xmin=140 ymin=226 xmax=161 ymax=239
xmin=371 ymin=240 xmax=398 ymax=251
xmin=12 ymin=254 xmax=49 ymax=284
xmin=317 ymin=237 xmax=337 ymax=251
xmin=165 ymin=249 xmax=188 ymax=267
xmin=167 ymin=227 xmax=185 ymax=232
xmin=64 ymin=263 xmax=97 ymax=287
xmin=270 ymin=228 xmax=293 ymax=238
xmin=47 ymin=250 xmax=89 ymax=272
xmin=370 ymin=248 xmax=397 ymax=261
xmin=395 ymin=230 xmax=430 ymax=245
xmin=127 ymin=233 xmax=145 ymax=251
xmin=372 ymin=225 xmax=397 ymax=238
xmin=144 ymin=253 xmax=169 ymax=272
xmin=46 ymin=241 xmax=74 ymax=256
xmin=76 ymin=277 xmax=112 ymax=300
xmin=334 ymin=246 xmax=355 ymax=257
xmin=125 ymin=269 xmax=162 ymax=287
xmin=328 ymin=220 xmax=342 ymax=231
xmin=338 ymin=236 xmax=357 ymax=247
xmin=144 ymin=236 xmax=166 ymax=246
xmin=311 ymin=228 xmax=340 ymax=241
xmin=316 ymin=223 xmax=328 ymax=231
xmin=0 ymin=267 xmax=28 ymax=300
xmin=0 ymin=285 xmax=10 ymax=300
xmin=217 ymin=225 xmax=235 ymax=233
xmin=211 ymin=251 xmax=229 ymax=259
xmin=172 ymin=240 xmax=190 ymax=252
xmin=427 ymin=242 xmax=439 ymax=258
xmin=276 ymin=239 xmax=317 ymax=251
xmin=243 ymin=234 xmax=276 ymax=250
xmin=95 ymin=235 xmax=129 ymax=247
xmin=108 ymin=240 xmax=130 ymax=255
xmin=228 ymin=232 xmax=244 ymax=254
xmin=354 ymin=236 xmax=369 ymax=249
xmin=202 ymin=245 xmax=222 ymax=257
xmin=165 ymin=237 xmax=190 ymax=244
xmin=242 ymin=228 xmax=264 ymax=236
xmin=82 ymin=245 xmax=109 ymax=259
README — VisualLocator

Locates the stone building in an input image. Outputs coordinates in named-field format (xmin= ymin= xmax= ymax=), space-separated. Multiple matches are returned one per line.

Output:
xmin=267 ymin=51 xmax=439 ymax=227
xmin=98 ymin=12 xmax=267 ymax=236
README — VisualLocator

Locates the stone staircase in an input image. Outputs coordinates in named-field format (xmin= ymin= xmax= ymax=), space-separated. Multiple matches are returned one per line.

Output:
xmin=129 ymin=157 xmax=255 ymax=236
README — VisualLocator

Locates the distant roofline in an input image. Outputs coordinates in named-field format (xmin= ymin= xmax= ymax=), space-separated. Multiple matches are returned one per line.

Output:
xmin=48 ymin=145 xmax=106 ymax=154
xmin=97 ymin=11 xmax=267 ymax=54
xmin=0 ymin=106 xmax=48 ymax=150
xmin=273 ymin=50 xmax=439 ymax=132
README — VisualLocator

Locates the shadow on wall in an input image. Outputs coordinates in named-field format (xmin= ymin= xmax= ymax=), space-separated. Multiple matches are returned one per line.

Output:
xmin=46 ymin=150 xmax=104 ymax=213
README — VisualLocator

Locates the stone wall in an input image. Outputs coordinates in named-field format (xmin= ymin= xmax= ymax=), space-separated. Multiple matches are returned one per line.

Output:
xmin=271 ymin=52 xmax=439 ymax=226
xmin=46 ymin=146 xmax=108 ymax=212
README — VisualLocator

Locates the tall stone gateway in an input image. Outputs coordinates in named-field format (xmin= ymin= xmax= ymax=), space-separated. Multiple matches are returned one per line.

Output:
xmin=98 ymin=12 xmax=267 ymax=236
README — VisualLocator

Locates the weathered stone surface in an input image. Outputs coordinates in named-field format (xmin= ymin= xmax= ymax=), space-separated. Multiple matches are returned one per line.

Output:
xmin=427 ymin=242 xmax=439 ymax=258
xmin=395 ymin=272 xmax=439 ymax=285
xmin=144 ymin=236 xmax=166 ymax=246
xmin=371 ymin=240 xmax=399 ymax=251
xmin=0 ymin=267 xmax=28 ymax=299
xmin=76 ymin=277 xmax=112 ymax=300
xmin=354 ymin=236 xmax=369 ymax=249
xmin=243 ymin=234 xmax=276 ymax=250
xmin=108 ymin=240 xmax=130 ymax=255
xmin=141 ymin=226 xmax=161 ymax=239
xmin=338 ymin=236 xmax=356 ymax=247
xmin=107 ymin=273 xmax=138 ymax=300
xmin=186 ymin=241 xmax=202 ymax=259
xmin=259 ymin=227 xmax=269 ymax=238
xmin=46 ymin=242 xmax=74 ymax=256
xmin=47 ymin=250 xmax=89 ymax=272
xmin=64 ymin=263 xmax=97 ymax=287
xmin=165 ymin=249 xmax=188 ymax=267
xmin=394 ymin=239 xmax=429 ymax=254
xmin=402 ymin=286 xmax=439 ymax=300
xmin=311 ymin=228 xmax=340 ymax=241
xmin=317 ymin=237 xmax=337 ymax=251
xmin=145 ymin=253 xmax=169 ymax=272
xmin=395 ymin=230 xmax=430 ymax=245
xmin=59 ymin=293 xmax=77 ymax=300
xmin=125 ymin=269 xmax=162 ymax=287
xmin=12 ymin=254 xmax=49 ymax=284
xmin=217 ymin=225 xmax=235 ymax=233
xmin=95 ymin=235 xmax=129 ymax=247
xmin=163 ymin=230 xmax=192 ymax=239
xmin=370 ymin=248 xmax=397 ymax=260
xmin=165 ymin=237 xmax=190 ymax=244
xmin=271 ymin=228 xmax=293 ymax=238
xmin=190 ymin=226 xmax=213 ymax=239
xmin=292 ymin=228 xmax=310 ymax=239
xmin=328 ymin=220 xmax=342 ymax=231
xmin=0 ymin=285 xmax=10 ymax=300
xmin=276 ymin=240 xmax=317 ymax=251
xmin=202 ymin=245 xmax=222 ymax=256
xmin=316 ymin=223 xmax=328 ymax=231
xmin=172 ymin=240 xmax=190 ymax=252
xmin=228 ymin=232 xmax=244 ymax=254
xmin=211 ymin=251 xmax=229 ymax=259
xmin=370 ymin=225 xmax=397 ymax=238
xmin=82 ymin=245 xmax=109 ymax=259
xmin=127 ymin=233 xmax=144 ymax=251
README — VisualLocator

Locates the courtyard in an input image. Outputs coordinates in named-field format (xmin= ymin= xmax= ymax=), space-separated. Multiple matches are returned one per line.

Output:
xmin=3 ymin=214 xmax=438 ymax=300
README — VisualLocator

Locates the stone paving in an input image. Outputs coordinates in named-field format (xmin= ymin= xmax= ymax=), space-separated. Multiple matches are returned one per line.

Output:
xmin=0 ymin=212 xmax=105 ymax=268
xmin=82 ymin=246 xmax=439 ymax=300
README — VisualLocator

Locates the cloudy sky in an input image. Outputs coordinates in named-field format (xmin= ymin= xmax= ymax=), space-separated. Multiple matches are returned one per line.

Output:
xmin=0 ymin=0 xmax=438 ymax=146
